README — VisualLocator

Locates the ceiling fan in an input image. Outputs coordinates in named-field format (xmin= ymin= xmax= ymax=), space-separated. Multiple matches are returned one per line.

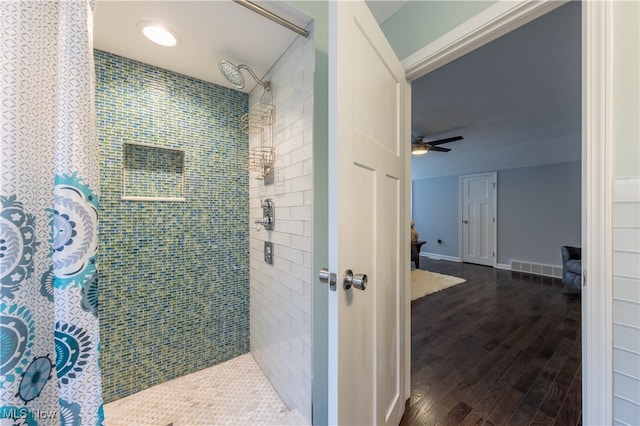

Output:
xmin=411 ymin=135 xmax=464 ymax=156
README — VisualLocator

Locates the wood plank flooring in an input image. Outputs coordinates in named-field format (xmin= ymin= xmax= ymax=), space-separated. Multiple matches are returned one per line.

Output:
xmin=401 ymin=258 xmax=582 ymax=426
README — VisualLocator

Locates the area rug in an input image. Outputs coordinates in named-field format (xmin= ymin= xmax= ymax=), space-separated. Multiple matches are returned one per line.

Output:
xmin=411 ymin=269 xmax=466 ymax=301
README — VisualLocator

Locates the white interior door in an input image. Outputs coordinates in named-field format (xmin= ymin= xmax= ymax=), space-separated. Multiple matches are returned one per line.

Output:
xmin=461 ymin=173 xmax=497 ymax=266
xmin=327 ymin=1 xmax=409 ymax=425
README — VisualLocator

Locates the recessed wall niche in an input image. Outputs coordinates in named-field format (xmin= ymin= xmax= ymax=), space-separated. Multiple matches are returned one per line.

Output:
xmin=122 ymin=142 xmax=185 ymax=201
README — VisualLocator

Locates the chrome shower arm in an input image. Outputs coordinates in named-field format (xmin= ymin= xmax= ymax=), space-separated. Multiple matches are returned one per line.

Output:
xmin=238 ymin=64 xmax=271 ymax=91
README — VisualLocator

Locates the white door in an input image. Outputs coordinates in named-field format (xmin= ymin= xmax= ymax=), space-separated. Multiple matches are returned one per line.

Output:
xmin=327 ymin=1 xmax=409 ymax=425
xmin=461 ymin=173 xmax=497 ymax=266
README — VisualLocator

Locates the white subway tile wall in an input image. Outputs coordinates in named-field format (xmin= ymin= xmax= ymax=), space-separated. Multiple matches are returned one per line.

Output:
xmin=612 ymin=177 xmax=640 ymax=426
xmin=249 ymin=24 xmax=314 ymax=424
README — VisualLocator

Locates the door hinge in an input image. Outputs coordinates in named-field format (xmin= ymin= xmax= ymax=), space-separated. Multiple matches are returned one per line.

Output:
xmin=583 ymin=269 xmax=586 ymax=287
xmin=492 ymin=182 xmax=496 ymax=189
xmin=493 ymin=217 xmax=495 ymax=223
xmin=493 ymin=251 xmax=495 ymax=257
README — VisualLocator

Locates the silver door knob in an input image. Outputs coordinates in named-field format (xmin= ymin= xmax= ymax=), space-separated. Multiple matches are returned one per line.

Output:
xmin=319 ymin=268 xmax=330 ymax=283
xmin=343 ymin=269 xmax=367 ymax=291
xmin=319 ymin=267 xmax=337 ymax=291
xmin=462 ymin=220 xmax=468 ymax=224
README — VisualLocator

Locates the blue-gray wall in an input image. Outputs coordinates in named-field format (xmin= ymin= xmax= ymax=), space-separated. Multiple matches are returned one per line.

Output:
xmin=498 ymin=161 xmax=581 ymax=266
xmin=412 ymin=175 xmax=459 ymax=258
xmin=95 ymin=50 xmax=249 ymax=403
xmin=412 ymin=161 xmax=581 ymax=267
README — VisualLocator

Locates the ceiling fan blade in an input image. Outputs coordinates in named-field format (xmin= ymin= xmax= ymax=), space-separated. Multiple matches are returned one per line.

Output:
xmin=427 ymin=136 xmax=463 ymax=146
xmin=428 ymin=146 xmax=451 ymax=152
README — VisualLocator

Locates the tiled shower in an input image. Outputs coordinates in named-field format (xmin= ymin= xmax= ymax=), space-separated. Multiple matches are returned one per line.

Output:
xmin=94 ymin=20 xmax=314 ymax=424
xmin=95 ymin=50 xmax=250 ymax=402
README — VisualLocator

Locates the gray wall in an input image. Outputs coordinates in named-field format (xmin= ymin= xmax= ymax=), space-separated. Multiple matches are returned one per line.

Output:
xmin=498 ymin=162 xmax=581 ymax=266
xmin=412 ymin=175 xmax=460 ymax=258
xmin=412 ymin=161 xmax=581 ymax=267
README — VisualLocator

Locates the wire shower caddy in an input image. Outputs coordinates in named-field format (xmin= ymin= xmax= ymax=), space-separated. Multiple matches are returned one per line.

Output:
xmin=243 ymin=87 xmax=275 ymax=183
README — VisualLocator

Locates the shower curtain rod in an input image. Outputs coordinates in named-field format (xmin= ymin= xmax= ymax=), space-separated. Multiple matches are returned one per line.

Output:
xmin=233 ymin=0 xmax=309 ymax=38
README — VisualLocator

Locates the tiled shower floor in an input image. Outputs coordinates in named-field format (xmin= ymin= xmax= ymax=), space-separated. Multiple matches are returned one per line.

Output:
xmin=104 ymin=353 xmax=308 ymax=426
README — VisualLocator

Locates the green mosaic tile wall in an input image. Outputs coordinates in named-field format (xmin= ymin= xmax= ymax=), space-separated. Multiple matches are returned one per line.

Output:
xmin=94 ymin=50 xmax=249 ymax=403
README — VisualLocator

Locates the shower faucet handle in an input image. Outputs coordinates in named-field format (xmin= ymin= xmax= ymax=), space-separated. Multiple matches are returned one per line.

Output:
xmin=255 ymin=198 xmax=275 ymax=231
xmin=254 ymin=217 xmax=272 ymax=226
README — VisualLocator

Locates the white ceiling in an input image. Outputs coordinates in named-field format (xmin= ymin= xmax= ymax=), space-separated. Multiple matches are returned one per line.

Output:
xmin=94 ymin=1 xmax=581 ymax=181
xmin=94 ymin=1 xmax=312 ymax=93
xmin=94 ymin=1 xmax=406 ymax=92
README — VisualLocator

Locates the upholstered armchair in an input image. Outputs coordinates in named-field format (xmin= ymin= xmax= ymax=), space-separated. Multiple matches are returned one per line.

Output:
xmin=561 ymin=246 xmax=582 ymax=292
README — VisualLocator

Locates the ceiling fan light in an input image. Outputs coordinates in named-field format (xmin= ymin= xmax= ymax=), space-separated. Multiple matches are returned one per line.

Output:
xmin=411 ymin=143 xmax=429 ymax=156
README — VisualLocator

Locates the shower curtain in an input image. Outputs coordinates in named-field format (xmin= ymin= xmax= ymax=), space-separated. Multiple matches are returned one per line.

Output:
xmin=1 ymin=1 xmax=104 ymax=424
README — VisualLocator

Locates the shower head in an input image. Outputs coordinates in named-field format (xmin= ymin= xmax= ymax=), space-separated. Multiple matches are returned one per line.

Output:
xmin=218 ymin=60 xmax=270 ymax=91
xmin=218 ymin=60 xmax=245 ymax=89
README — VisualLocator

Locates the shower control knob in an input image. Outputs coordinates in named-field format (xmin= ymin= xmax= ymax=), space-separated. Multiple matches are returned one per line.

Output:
xmin=255 ymin=198 xmax=275 ymax=230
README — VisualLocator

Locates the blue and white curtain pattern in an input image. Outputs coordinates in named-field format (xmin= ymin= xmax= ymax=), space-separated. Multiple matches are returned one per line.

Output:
xmin=1 ymin=1 xmax=104 ymax=424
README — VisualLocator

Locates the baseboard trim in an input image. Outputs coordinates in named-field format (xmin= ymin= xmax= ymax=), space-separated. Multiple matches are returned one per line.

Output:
xmin=420 ymin=254 xmax=563 ymax=280
xmin=419 ymin=252 xmax=461 ymax=263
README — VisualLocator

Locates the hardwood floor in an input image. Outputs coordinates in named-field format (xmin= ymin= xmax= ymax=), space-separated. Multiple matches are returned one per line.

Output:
xmin=401 ymin=258 xmax=582 ymax=426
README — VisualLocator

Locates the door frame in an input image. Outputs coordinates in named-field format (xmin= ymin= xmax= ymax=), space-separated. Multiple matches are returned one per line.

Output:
xmin=459 ymin=172 xmax=497 ymax=267
xmin=401 ymin=1 xmax=612 ymax=424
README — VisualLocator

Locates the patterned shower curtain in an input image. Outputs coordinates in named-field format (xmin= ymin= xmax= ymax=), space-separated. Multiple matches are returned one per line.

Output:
xmin=1 ymin=1 xmax=104 ymax=424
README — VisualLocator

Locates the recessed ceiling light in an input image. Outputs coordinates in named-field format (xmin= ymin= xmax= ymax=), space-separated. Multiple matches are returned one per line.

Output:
xmin=137 ymin=21 xmax=180 ymax=47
